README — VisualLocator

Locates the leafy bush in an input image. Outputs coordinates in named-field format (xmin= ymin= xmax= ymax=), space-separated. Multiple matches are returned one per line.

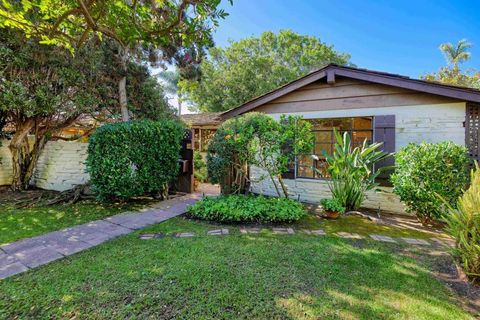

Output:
xmin=187 ymin=195 xmax=306 ymax=223
xmin=317 ymin=130 xmax=391 ymax=211
xmin=86 ymin=120 xmax=183 ymax=201
xmin=391 ymin=142 xmax=469 ymax=223
xmin=320 ymin=198 xmax=346 ymax=214
xmin=445 ymin=164 xmax=480 ymax=281
xmin=193 ymin=151 xmax=208 ymax=182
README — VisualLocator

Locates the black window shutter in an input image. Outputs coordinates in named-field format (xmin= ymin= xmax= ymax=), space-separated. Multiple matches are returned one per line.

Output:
xmin=373 ymin=115 xmax=395 ymax=184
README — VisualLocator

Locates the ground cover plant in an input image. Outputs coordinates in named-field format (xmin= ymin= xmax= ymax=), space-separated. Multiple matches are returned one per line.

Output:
xmin=187 ymin=194 xmax=306 ymax=223
xmin=0 ymin=216 xmax=474 ymax=319
xmin=392 ymin=141 xmax=470 ymax=224
xmin=87 ymin=120 xmax=183 ymax=201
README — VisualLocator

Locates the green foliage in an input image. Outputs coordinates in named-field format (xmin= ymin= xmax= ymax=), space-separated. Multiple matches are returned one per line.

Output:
xmin=319 ymin=130 xmax=391 ymax=211
xmin=193 ymin=151 xmax=208 ymax=183
xmin=444 ymin=164 xmax=480 ymax=281
xmin=391 ymin=142 xmax=470 ymax=223
xmin=0 ymin=0 xmax=230 ymax=53
xmin=320 ymin=198 xmax=346 ymax=214
xmin=187 ymin=195 xmax=306 ymax=223
xmin=86 ymin=120 xmax=183 ymax=201
xmin=180 ymin=30 xmax=352 ymax=112
xmin=207 ymin=112 xmax=313 ymax=196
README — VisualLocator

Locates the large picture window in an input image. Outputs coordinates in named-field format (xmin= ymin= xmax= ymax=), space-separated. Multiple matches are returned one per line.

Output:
xmin=297 ymin=117 xmax=373 ymax=179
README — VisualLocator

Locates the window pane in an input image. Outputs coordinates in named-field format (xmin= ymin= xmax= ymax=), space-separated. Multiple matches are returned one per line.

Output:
xmin=297 ymin=165 xmax=314 ymax=178
xmin=352 ymin=131 xmax=373 ymax=146
xmin=314 ymin=159 xmax=329 ymax=178
xmin=331 ymin=118 xmax=352 ymax=131
xmin=353 ymin=117 xmax=373 ymax=129
xmin=314 ymin=131 xmax=331 ymax=143
xmin=314 ymin=143 xmax=332 ymax=156
xmin=309 ymin=119 xmax=332 ymax=130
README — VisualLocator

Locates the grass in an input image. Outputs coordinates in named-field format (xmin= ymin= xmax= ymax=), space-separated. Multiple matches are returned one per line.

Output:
xmin=0 ymin=200 xmax=152 ymax=245
xmin=0 ymin=216 xmax=473 ymax=319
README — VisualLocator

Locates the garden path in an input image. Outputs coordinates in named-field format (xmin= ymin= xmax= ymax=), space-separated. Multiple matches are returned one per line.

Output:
xmin=0 ymin=185 xmax=219 ymax=280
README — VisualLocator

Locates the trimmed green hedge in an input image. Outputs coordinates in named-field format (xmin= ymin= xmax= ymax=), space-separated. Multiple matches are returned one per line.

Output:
xmin=187 ymin=195 xmax=306 ymax=223
xmin=86 ymin=120 xmax=183 ymax=201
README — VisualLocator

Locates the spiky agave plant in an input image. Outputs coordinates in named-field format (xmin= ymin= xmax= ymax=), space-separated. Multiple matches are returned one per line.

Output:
xmin=316 ymin=129 xmax=391 ymax=211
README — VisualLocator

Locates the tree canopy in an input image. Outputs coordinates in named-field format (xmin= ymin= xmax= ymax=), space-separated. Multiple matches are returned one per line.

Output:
xmin=0 ymin=31 xmax=175 ymax=190
xmin=0 ymin=0 xmax=231 ymax=120
xmin=179 ymin=30 xmax=352 ymax=112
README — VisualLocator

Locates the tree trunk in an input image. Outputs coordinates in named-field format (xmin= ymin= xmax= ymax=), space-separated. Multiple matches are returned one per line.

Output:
xmin=118 ymin=48 xmax=130 ymax=121
xmin=178 ymin=92 xmax=183 ymax=116
xmin=9 ymin=119 xmax=34 ymax=191
xmin=269 ymin=173 xmax=282 ymax=197
xmin=22 ymin=134 xmax=47 ymax=189
xmin=277 ymin=175 xmax=289 ymax=198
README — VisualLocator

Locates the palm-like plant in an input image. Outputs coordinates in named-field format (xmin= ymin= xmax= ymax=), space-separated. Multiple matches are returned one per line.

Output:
xmin=439 ymin=39 xmax=472 ymax=66
xmin=316 ymin=130 xmax=391 ymax=211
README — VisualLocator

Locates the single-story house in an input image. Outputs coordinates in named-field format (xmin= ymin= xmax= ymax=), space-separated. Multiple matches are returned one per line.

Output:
xmin=218 ymin=64 xmax=480 ymax=214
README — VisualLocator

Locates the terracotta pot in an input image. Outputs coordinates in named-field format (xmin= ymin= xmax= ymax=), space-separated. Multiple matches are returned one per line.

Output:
xmin=323 ymin=210 xmax=340 ymax=219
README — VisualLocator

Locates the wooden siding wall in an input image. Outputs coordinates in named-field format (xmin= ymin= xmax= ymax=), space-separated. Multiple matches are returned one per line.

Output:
xmin=256 ymin=78 xmax=458 ymax=114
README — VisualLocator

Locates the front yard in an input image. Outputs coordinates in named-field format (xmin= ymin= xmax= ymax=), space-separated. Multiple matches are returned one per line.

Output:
xmin=0 ymin=214 xmax=477 ymax=319
xmin=0 ymin=191 xmax=153 ymax=245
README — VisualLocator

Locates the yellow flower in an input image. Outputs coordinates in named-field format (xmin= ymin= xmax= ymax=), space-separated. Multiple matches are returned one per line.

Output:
xmin=225 ymin=134 xmax=231 ymax=140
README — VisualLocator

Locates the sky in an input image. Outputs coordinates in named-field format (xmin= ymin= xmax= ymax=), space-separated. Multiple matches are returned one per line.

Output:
xmin=212 ymin=0 xmax=480 ymax=78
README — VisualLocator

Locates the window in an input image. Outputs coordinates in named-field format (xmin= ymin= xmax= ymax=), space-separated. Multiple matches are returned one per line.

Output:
xmin=296 ymin=117 xmax=373 ymax=179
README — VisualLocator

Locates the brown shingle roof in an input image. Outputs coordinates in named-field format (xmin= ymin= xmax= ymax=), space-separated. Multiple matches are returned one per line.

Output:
xmin=181 ymin=112 xmax=223 ymax=126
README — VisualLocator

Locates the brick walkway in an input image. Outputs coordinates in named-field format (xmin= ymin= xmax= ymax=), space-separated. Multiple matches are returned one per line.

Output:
xmin=0 ymin=192 xmax=211 ymax=280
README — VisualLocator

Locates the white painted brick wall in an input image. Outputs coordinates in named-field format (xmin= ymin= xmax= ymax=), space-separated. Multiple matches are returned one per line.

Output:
xmin=250 ymin=166 xmax=408 ymax=215
xmin=250 ymin=102 xmax=466 ymax=215
xmin=0 ymin=139 xmax=89 ymax=191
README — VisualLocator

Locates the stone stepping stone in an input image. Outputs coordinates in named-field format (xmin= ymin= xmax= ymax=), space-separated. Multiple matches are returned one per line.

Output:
xmin=207 ymin=229 xmax=229 ymax=236
xmin=336 ymin=232 xmax=363 ymax=239
xmin=139 ymin=234 xmax=157 ymax=240
xmin=272 ymin=228 xmax=295 ymax=235
xmin=370 ymin=234 xmax=396 ymax=243
xmin=240 ymin=227 xmax=262 ymax=234
xmin=302 ymin=229 xmax=326 ymax=236
xmin=402 ymin=238 xmax=430 ymax=245
xmin=176 ymin=232 xmax=195 ymax=238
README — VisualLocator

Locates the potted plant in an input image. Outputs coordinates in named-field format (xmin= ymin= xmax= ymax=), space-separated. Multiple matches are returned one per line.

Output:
xmin=320 ymin=198 xmax=345 ymax=219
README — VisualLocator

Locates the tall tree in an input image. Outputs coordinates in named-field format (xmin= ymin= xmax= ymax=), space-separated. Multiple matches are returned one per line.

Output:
xmin=0 ymin=0 xmax=231 ymax=120
xmin=179 ymin=30 xmax=352 ymax=112
xmin=423 ymin=39 xmax=480 ymax=89
xmin=0 ymin=32 xmax=174 ymax=190
xmin=439 ymin=39 xmax=472 ymax=66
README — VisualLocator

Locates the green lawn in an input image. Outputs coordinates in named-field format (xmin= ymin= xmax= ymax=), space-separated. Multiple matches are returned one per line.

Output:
xmin=0 ymin=200 xmax=152 ymax=245
xmin=0 ymin=216 xmax=473 ymax=319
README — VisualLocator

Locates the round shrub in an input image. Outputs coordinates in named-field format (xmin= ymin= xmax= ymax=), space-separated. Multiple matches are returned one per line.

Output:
xmin=86 ymin=119 xmax=183 ymax=201
xmin=187 ymin=195 xmax=306 ymax=223
xmin=391 ymin=141 xmax=470 ymax=223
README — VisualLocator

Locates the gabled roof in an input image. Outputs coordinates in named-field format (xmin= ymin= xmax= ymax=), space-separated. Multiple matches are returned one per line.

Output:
xmin=221 ymin=64 xmax=480 ymax=119
xmin=181 ymin=112 xmax=223 ymax=126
